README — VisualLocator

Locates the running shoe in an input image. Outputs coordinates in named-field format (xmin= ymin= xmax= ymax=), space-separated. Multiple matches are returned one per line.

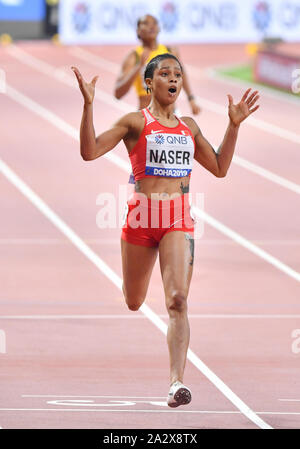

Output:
xmin=167 ymin=381 xmax=192 ymax=408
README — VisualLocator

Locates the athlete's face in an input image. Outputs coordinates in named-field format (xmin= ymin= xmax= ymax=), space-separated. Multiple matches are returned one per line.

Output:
xmin=137 ymin=15 xmax=160 ymax=41
xmin=146 ymin=58 xmax=183 ymax=105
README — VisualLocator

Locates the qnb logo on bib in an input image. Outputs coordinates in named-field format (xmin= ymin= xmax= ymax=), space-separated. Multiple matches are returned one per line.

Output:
xmin=145 ymin=133 xmax=194 ymax=178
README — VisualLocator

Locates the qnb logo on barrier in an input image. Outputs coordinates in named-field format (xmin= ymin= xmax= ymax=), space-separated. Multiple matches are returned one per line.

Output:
xmin=0 ymin=330 xmax=6 ymax=354
xmin=0 ymin=69 xmax=6 ymax=94
xmin=291 ymin=329 xmax=300 ymax=354
xmin=252 ymin=1 xmax=271 ymax=32
xmin=291 ymin=69 xmax=300 ymax=94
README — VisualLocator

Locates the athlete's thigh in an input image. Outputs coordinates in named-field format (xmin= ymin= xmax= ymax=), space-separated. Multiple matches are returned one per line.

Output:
xmin=121 ymin=238 xmax=158 ymax=299
xmin=158 ymin=231 xmax=194 ymax=298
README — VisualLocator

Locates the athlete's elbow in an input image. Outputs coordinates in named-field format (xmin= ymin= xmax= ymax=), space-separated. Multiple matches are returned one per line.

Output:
xmin=81 ymin=153 xmax=93 ymax=161
xmin=81 ymin=148 xmax=96 ymax=161
xmin=216 ymin=169 xmax=227 ymax=178
xmin=114 ymin=86 xmax=123 ymax=100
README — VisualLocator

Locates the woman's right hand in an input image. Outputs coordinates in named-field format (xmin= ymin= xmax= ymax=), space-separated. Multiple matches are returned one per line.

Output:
xmin=71 ymin=66 xmax=99 ymax=105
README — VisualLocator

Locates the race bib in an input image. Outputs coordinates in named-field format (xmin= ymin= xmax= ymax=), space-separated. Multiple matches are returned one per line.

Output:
xmin=145 ymin=133 xmax=194 ymax=178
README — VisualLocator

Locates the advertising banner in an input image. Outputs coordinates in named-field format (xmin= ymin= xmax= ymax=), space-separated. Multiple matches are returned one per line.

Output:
xmin=0 ymin=0 xmax=45 ymax=21
xmin=254 ymin=50 xmax=300 ymax=90
xmin=58 ymin=0 xmax=300 ymax=44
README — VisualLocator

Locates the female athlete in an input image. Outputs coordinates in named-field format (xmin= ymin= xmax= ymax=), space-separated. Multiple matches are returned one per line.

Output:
xmin=71 ymin=53 xmax=259 ymax=407
xmin=114 ymin=14 xmax=201 ymax=115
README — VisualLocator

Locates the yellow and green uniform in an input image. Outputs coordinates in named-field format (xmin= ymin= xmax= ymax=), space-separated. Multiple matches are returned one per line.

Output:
xmin=133 ymin=43 xmax=171 ymax=97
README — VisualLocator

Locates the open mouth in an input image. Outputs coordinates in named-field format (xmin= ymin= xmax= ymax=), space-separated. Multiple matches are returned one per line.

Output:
xmin=168 ymin=87 xmax=177 ymax=94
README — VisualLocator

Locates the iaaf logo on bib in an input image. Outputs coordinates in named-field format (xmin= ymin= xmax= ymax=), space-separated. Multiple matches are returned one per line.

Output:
xmin=155 ymin=134 xmax=165 ymax=144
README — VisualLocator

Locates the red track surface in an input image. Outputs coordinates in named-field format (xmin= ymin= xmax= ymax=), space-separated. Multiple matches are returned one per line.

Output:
xmin=0 ymin=41 xmax=300 ymax=429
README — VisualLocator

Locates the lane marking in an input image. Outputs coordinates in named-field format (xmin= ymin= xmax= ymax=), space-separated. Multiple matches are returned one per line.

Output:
xmin=22 ymin=395 xmax=166 ymax=398
xmin=278 ymin=399 xmax=300 ymax=402
xmin=0 ymin=153 xmax=272 ymax=429
xmin=70 ymin=46 xmax=119 ymax=74
xmin=232 ymin=155 xmax=300 ymax=195
xmin=193 ymin=207 xmax=300 ymax=282
xmin=7 ymin=44 xmax=300 ymax=196
xmin=0 ymin=408 xmax=299 ymax=416
xmin=3 ymin=84 xmax=300 ymax=283
xmin=1 ymin=314 xmax=300 ymax=320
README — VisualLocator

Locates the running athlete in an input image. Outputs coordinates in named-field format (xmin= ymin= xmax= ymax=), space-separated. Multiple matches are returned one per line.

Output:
xmin=71 ymin=54 xmax=259 ymax=407
xmin=114 ymin=14 xmax=201 ymax=115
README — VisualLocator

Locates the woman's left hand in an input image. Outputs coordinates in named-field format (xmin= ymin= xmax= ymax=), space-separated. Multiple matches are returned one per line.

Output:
xmin=228 ymin=88 xmax=260 ymax=126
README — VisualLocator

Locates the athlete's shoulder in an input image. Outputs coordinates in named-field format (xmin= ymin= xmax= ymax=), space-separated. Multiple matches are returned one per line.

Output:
xmin=118 ymin=111 xmax=145 ymax=133
xmin=180 ymin=116 xmax=200 ymax=137
xmin=121 ymin=49 xmax=139 ymax=70
xmin=158 ymin=43 xmax=171 ymax=53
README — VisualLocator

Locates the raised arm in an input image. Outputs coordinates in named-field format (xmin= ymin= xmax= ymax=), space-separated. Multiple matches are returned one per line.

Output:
xmin=114 ymin=48 xmax=151 ymax=99
xmin=72 ymin=66 xmax=132 ymax=161
xmin=182 ymin=88 xmax=259 ymax=177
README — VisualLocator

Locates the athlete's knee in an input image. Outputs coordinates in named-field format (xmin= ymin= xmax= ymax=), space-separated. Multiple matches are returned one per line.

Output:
xmin=167 ymin=291 xmax=187 ymax=314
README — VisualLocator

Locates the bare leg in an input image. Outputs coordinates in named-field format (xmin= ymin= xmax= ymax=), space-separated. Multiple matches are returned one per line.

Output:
xmin=159 ymin=231 xmax=194 ymax=385
xmin=121 ymin=238 xmax=158 ymax=311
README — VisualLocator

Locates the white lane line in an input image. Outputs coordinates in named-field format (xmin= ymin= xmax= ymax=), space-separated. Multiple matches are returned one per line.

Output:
xmin=4 ymin=83 xmax=131 ymax=174
xmin=70 ymin=46 xmax=119 ymax=74
xmin=0 ymin=408 xmax=242 ymax=414
xmin=22 ymin=395 xmax=166 ymax=398
xmin=6 ymin=45 xmax=132 ymax=114
xmin=0 ymin=408 xmax=299 ymax=416
xmin=7 ymin=44 xmax=300 ymax=196
xmin=278 ymin=399 xmax=300 ymax=402
xmin=232 ymin=155 xmax=300 ymax=195
xmin=193 ymin=207 xmax=300 ymax=282
xmin=198 ymin=96 xmax=300 ymax=145
xmin=0 ymin=154 xmax=271 ymax=429
xmin=1 ymin=314 xmax=300 ymax=320
xmin=4 ymin=83 xmax=300 ymax=283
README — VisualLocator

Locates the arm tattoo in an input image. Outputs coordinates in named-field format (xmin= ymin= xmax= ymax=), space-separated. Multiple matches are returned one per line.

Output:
xmin=180 ymin=182 xmax=189 ymax=194
xmin=184 ymin=232 xmax=194 ymax=266
xmin=135 ymin=180 xmax=141 ymax=192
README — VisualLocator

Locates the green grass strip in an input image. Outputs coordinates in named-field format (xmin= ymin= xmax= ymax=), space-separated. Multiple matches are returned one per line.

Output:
xmin=218 ymin=64 xmax=300 ymax=98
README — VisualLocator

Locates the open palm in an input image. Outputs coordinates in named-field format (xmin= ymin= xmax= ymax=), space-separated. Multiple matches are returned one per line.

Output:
xmin=71 ymin=66 xmax=99 ymax=104
xmin=228 ymin=88 xmax=259 ymax=126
